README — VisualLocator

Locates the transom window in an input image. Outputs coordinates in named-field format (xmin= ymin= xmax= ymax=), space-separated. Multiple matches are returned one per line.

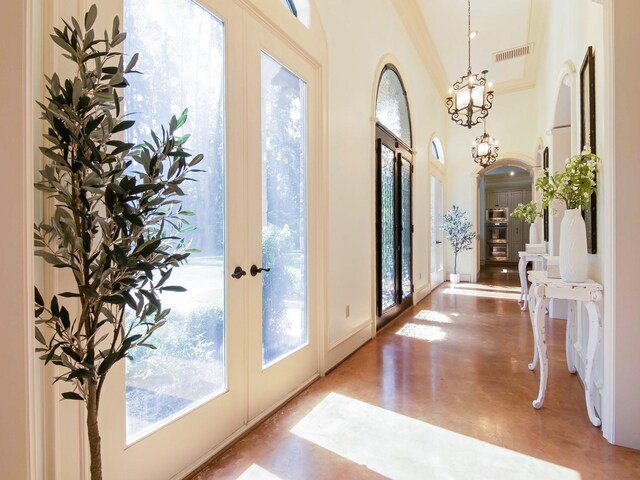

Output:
xmin=376 ymin=66 xmax=412 ymax=147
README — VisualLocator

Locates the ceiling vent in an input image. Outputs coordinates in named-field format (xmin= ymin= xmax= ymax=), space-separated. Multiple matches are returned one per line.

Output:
xmin=493 ymin=43 xmax=534 ymax=63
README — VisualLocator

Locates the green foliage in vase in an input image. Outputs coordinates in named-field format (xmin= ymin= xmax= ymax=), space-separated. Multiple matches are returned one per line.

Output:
xmin=441 ymin=205 xmax=476 ymax=275
xmin=32 ymin=5 xmax=202 ymax=479
xmin=511 ymin=201 xmax=542 ymax=224
xmin=536 ymin=146 xmax=600 ymax=211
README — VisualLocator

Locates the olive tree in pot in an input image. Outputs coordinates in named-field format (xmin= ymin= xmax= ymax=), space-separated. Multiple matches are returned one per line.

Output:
xmin=441 ymin=205 xmax=476 ymax=283
xmin=33 ymin=6 xmax=202 ymax=479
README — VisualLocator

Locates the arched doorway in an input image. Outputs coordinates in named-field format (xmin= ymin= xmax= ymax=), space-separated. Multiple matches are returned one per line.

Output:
xmin=375 ymin=64 xmax=413 ymax=329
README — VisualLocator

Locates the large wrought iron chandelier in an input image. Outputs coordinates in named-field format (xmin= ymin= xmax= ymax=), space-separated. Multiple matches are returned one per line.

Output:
xmin=472 ymin=120 xmax=499 ymax=168
xmin=446 ymin=0 xmax=494 ymax=129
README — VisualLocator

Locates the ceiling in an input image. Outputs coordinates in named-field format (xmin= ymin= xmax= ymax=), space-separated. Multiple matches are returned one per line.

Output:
xmin=414 ymin=0 xmax=547 ymax=93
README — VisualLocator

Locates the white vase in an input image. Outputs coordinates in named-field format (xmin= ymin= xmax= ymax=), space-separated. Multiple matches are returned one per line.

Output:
xmin=450 ymin=273 xmax=460 ymax=284
xmin=529 ymin=223 xmax=540 ymax=244
xmin=559 ymin=208 xmax=588 ymax=283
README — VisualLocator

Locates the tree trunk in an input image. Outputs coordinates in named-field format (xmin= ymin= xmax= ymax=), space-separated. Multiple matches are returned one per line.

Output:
xmin=454 ymin=252 xmax=458 ymax=275
xmin=87 ymin=379 xmax=103 ymax=480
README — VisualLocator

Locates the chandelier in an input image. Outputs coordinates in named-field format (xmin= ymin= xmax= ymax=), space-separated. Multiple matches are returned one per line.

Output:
xmin=446 ymin=0 xmax=494 ymax=129
xmin=472 ymin=120 xmax=499 ymax=168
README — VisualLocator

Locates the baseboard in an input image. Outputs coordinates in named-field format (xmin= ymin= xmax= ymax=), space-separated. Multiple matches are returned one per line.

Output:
xmin=325 ymin=320 xmax=372 ymax=371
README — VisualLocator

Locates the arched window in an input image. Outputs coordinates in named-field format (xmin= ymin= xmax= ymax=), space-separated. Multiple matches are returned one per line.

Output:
xmin=376 ymin=66 xmax=412 ymax=147
xmin=280 ymin=0 xmax=311 ymax=27
xmin=375 ymin=64 xmax=413 ymax=328
xmin=431 ymin=137 xmax=445 ymax=164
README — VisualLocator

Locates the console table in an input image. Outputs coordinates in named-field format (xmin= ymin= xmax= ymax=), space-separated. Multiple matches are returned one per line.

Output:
xmin=526 ymin=270 xmax=603 ymax=427
xmin=518 ymin=252 xmax=547 ymax=311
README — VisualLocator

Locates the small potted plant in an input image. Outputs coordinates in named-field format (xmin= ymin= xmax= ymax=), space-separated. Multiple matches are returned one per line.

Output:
xmin=535 ymin=146 xmax=600 ymax=282
xmin=441 ymin=205 xmax=476 ymax=283
xmin=511 ymin=201 xmax=543 ymax=244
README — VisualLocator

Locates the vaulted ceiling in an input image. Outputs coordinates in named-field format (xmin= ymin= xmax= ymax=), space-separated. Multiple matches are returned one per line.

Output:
xmin=394 ymin=0 xmax=549 ymax=94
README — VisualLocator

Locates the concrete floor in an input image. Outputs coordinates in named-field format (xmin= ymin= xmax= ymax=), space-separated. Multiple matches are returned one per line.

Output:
xmin=189 ymin=267 xmax=640 ymax=479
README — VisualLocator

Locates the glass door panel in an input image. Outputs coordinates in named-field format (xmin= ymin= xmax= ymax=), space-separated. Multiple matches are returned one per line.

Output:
xmin=260 ymin=52 xmax=308 ymax=367
xmin=124 ymin=0 xmax=226 ymax=443
xmin=430 ymin=175 xmax=444 ymax=287
xmin=380 ymin=145 xmax=396 ymax=311
xmin=430 ymin=175 xmax=436 ymax=276
xmin=400 ymin=157 xmax=412 ymax=299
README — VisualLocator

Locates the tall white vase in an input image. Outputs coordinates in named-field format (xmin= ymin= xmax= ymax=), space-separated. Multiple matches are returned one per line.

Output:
xmin=559 ymin=208 xmax=588 ymax=283
xmin=529 ymin=223 xmax=540 ymax=244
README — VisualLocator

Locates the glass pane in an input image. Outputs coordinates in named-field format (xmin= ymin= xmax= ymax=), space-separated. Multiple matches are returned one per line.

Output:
xmin=438 ymin=180 xmax=444 ymax=271
xmin=401 ymin=159 xmax=412 ymax=298
xmin=380 ymin=145 xmax=395 ymax=311
xmin=430 ymin=176 xmax=436 ymax=275
xmin=376 ymin=69 xmax=411 ymax=146
xmin=124 ymin=0 xmax=226 ymax=441
xmin=261 ymin=53 xmax=308 ymax=367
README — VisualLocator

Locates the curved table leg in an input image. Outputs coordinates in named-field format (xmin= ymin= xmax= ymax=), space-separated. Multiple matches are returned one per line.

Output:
xmin=519 ymin=256 xmax=528 ymax=310
xmin=532 ymin=289 xmax=550 ymax=409
xmin=527 ymin=286 xmax=539 ymax=370
xmin=583 ymin=301 xmax=602 ymax=427
xmin=566 ymin=300 xmax=577 ymax=374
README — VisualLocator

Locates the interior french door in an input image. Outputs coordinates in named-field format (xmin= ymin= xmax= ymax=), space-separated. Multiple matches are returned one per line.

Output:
xmin=376 ymin=126 xmax=413 ymax=329
xmin=430 ymin=174 xmax=444 ymax=287
xmin=97 ymin=1 xmax=318 ymax=478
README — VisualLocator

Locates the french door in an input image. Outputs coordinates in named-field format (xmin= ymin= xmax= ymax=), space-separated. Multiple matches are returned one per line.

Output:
xmin=376 ymin=126 xmax=413 ymax=329
xmin=97 ymin=1 xmax=319 ymax=478
xmin=430 ymin=174 xmax=444 ymax=287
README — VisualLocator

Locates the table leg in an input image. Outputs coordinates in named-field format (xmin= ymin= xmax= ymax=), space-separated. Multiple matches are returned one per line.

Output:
xmin=519 ymin=257 xmax=528 ymax=310
xmin=583 ymin=301 xmax=602 ymax=427
xmin=532 ymin=287 xmax=549 ymax=409
xmin=566 ymin=300 xmax=577 ymax=374
xmin=527 ymin=285 xmax=539 ymax=371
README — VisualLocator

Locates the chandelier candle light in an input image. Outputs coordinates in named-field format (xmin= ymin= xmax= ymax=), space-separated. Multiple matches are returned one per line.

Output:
xmin=446 ymin=0 xmax=494 ymax=129
xmin=471 ymin=119 xmax=499 ymax=167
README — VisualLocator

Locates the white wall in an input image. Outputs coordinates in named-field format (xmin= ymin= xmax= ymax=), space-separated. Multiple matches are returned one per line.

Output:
xmin=316 ymin=0 xmax=448 ymax=367
xmin=444 ymin=87 xmax=538 ymax=279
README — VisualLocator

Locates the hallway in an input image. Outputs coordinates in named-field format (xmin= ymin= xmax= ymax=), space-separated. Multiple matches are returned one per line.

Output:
xmin=190 ymin=273 xmax=640 ymax=479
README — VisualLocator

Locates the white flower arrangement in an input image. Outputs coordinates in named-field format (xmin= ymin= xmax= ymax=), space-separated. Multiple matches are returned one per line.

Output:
xmin=511 ymin=201 xmax=542 ymax=224
xmin=536 ymin=146 xmax=600 ymax=211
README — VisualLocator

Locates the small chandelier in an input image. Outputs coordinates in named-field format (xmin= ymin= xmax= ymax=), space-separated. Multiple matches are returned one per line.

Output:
xmin=472 ymin=120 xmax=499 ymax=168
xmin=446 ymin=0 xmax=494 ymax=129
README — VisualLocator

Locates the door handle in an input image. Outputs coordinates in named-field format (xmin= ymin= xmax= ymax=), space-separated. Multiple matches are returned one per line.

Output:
xmin=231 ymin=266 xmax=246 ymax=279
xmin=435 ymin=241 xmax=442 ymax=244
xmin=250 ymin=264 xmax=271 ymax=276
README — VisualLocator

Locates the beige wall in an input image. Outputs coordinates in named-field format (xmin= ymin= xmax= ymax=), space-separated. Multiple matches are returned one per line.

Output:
xmin=0 ymin=0 xmax=35 ymax=478
xmin=316 ymin=0 xmax=448 ymax=366
xmin=611 ymin=0 xmax=640 ymax=450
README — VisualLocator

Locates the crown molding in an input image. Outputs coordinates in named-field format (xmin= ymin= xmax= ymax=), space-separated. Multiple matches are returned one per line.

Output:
xmin=391 ymin=0 xmax=450 ymax=96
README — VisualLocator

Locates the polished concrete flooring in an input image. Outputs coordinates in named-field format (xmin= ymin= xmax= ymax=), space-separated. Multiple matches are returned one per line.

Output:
xmin=190 ymin=267 xmax=640 ymax=479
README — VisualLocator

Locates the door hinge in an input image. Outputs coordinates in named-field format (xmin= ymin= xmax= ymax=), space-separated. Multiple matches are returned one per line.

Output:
xmin=410 ymin=164 xmax=414 ymax=174
xmin=411 ymin=224 xmax=414 ymax=233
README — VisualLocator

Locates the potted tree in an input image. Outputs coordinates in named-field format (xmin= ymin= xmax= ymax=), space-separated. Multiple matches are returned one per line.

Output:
xmin=33 ymin=6 xmax=202 ymax=479
xmin=441 ymin=205 xmax=476 ymax=283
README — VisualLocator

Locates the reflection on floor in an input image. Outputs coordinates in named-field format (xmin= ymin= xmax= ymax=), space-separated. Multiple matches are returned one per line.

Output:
xmin=190 ymin=269 xmax=640 ymax=480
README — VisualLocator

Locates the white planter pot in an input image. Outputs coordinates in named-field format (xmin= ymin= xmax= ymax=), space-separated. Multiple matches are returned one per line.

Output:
xmin=559 ymin=208 xmax=588 ymax=283
xmin=529 ymin=222 xmax=540 ymax=244
xmin=449 ymin=273 xmax=460 ymax=284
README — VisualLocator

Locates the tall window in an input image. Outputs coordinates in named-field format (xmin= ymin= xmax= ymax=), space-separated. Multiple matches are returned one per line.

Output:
xmin=431 ymin=137 xmax=445 ymax=165
xmin=124 ymin=0 xmax=226 ymax=442
xmin=279 ymin=0 xmax=311 ymax=27
xmin=375 ymin=65 xmax=413 ymax=328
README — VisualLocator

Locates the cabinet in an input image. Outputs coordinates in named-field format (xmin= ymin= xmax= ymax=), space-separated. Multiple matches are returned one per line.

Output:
xmin=484 ymin=188 xmax=533 ymax=263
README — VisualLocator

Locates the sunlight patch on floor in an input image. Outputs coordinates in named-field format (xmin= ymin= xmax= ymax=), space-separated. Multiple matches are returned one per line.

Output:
xmin=413 ymin=309 xmax=452 ymax=323
xmin=451 ymin=283 xmax=521 ymax=293
xmin=236 ymin=464 xmax=283 ymax=480
xmin=291 ymin=393 xmax=581 ymax=480
xmin=396 ymin=323 xmax=447 ymax=342
xmin=443 ymin=287 xmax=521 ymax=300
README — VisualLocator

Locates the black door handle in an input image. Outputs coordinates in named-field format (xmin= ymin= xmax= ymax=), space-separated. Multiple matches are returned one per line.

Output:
xmin=231 ymin=266 xmax=246 ymax=279
xmin=250 ymin=264 xmax=271 ymax=276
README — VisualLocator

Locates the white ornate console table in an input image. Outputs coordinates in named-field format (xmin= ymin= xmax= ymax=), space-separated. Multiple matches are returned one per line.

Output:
xmin=518 ymin=252 xmax=547 ymax=311
xmin=526 ymin=270 xmax=603 ymax=427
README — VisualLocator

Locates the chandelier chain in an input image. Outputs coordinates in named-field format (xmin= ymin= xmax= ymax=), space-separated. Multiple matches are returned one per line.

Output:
xmin=467 ymin=0 xmax=471 ymax=70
